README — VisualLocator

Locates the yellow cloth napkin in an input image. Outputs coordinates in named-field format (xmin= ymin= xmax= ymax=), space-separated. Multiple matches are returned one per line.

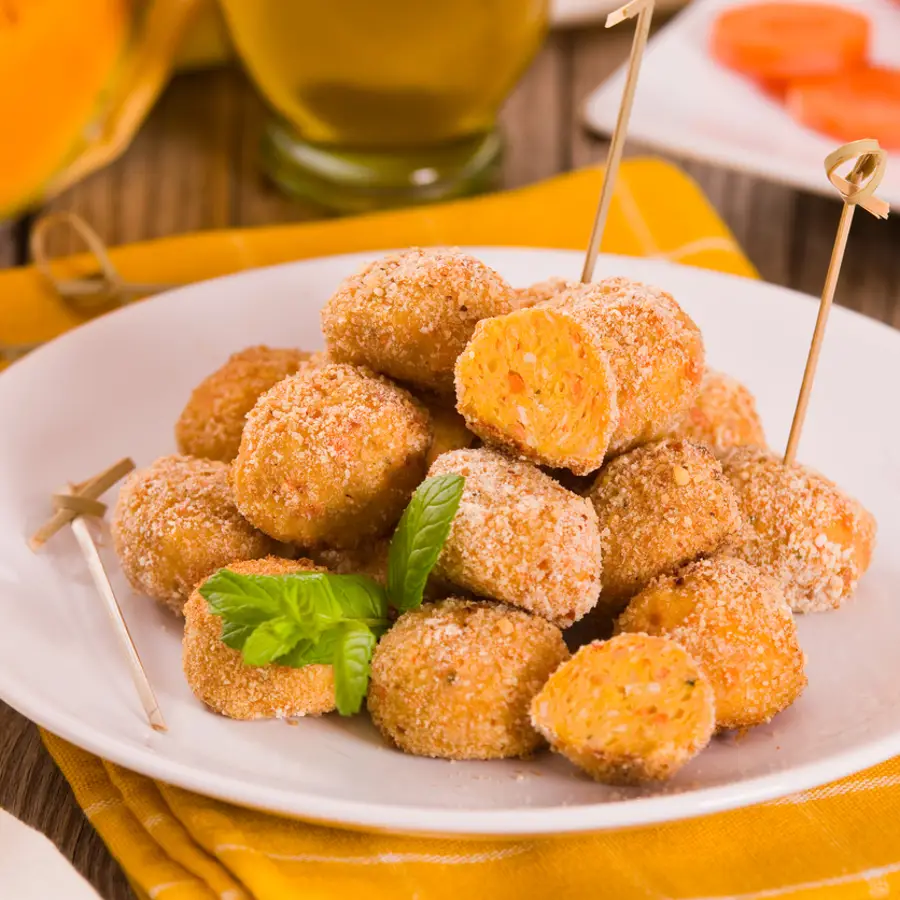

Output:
xmin=6 ymin=161 xmax=897 ymax=900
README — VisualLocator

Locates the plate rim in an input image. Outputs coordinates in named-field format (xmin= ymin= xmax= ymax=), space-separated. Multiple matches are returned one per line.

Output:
xmin=3 ymin=246 xmax=899 ymax=837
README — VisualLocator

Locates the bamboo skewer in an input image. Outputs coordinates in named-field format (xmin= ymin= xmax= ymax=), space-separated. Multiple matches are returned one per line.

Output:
xmin=29 ymin=212 xmax=177 ymax=307
xmin=1 ymin=213 xmax=179 ymax=365
xmin=30 ymin=458 xmax=167 ymax=732
xmin=69 ymin=514 xmax=167 ymax=732
xmin=783 ymin=140 xmax=889 ymax=466
xmin=581 ymin=0 xmax=655 ymax=284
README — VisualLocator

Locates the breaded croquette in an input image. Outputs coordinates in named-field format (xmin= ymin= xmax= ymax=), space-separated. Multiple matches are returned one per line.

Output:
xmin=588 ymin=439 xmax=742 ymax=612
xmin=531 ymin=633 xmax=715 ymax=784
xmin=721 ymin=446 xmax=876 ymax=612
xmin=368 ymin=598 xmax=569 ymax=759
xmin=667 ymin=370 xmax=766 ymax=456
xmin=111 ymin=455 xmax=274 ymax=615
xmin=183 ymin=557 xmax=335 ymax=719
xmin=617 ymin=557 xmax=806 ymax=729
xmin=455 ymin=305 xmax=619 ymax=474
xmin=175 ymin=346 xmax=317 ymax=462
xmin=232 ymin=363 xmax=430 ymax=548
xmin=321 ymin=248 xmax=513 ymax=396
xmin=430 ymin=448 xmax=602 ymax=626
xmin=546 ymin=278 xmax=705 ymax=454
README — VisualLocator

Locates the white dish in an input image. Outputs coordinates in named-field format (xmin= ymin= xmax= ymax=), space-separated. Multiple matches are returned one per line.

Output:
xmin=1 ymin=249 xmax=899 ymax=837
xmin=553 ymin=0 xmax=686 ymax=26
xmin=583 ymin=0 xmax=900 ymax=205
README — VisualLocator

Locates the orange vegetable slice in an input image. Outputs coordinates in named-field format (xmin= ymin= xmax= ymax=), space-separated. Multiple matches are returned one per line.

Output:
xmin=710 ymin=3 xmax=870 ymax=80
xmin=786 ymin=67 xmax=900 ymax=150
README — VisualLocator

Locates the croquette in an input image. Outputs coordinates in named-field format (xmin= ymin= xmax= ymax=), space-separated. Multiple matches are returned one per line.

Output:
xmin=231 ymin=363 xmax=431 ymax=548
xmin=588 ymin=439 xmax=743 ymax=612
xmin=111 ymin=455 xmax=274 ymax=614
xmin=617 ymin=557 xmax=807 ymax=729
xmin=415 ymin=394 xmax=477 ymax=467
xmin=368 ymin=598 xmax=569 ymax=759
xmin=547 ymin=278 xmax=705 ymax=454
xmin=530 ymin=633 xmax=716 ymax=784
xmin=721 ymin=447 xmax=876 ymax=612
xmin=183 ymin=557 xmax=335 ymax=719
xmin=430 ymin=448 xmax=603 ymax=626
xmin=321 ymin=248 xmax=513 ymax=396
xmin=454 ymin=277 xmax=704 ymax=474
xmin=455 ymin=305 xmax=619 ymax=474
xmin=667 ymin=370 xmax=766 ymax=456
xmin=175 ymin=345 xmax=317 ymax=462
xmin=512 ymin=277 xmax=579 ymax=310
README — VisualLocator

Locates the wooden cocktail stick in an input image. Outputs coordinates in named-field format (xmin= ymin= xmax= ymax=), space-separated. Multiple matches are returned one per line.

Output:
xmin=29 ymin=459 xmax=167 ymax=732
xmin=69 ymin=514 xmax=167 ymax=732
xmin=29 ymin=457 xmax=135 ymax=550
xmin=783 ymin=140 xmax=889 ymax=466
xmin=581 ymin=0 xmax=655 ymax=284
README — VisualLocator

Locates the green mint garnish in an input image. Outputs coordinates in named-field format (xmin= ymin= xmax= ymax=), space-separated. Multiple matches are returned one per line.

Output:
xmin=332 ymin=621 xmax=377 ymax=716
xmin=200 ymin=473 xmax=465 ymax=716
xmin=201 ymin=571 xmax=389 ymax=715
xmin=387 ymin=473 xmax=465 ymax=612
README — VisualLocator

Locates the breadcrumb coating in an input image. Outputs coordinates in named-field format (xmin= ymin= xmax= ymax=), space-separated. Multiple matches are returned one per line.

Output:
xmin=531 ymin=633 xmax=715 ymax=784
xmin=368 ymin=598 xmax=569 ymax=759
xmin=667 ymin=370 xmax=766 ymax=456
xmin=588 ymin=439 xmax=743 ymax=612
xmin=111 ymin=455 xmax=274 ymax=614
xmin=183 ymin=557 xmax=335 ymax=719
xmin=455 ymin=306 xmax=618 ymax=475
xmin=512 ymin=277 xmax=580 ymax=310
xmin=232 ymin=363 xmax=431 ymax=548
xmin=413 ymin=393 xmax=478 ymax=467
xmin=544 ymin=277 xmax=705 ymax=454
xmin=321 ymin=248 xmax=513 ymax=396
xmin=175 ymin=346 xmax=317 ymax=462
xmin=721 ymin=447 xmax=876 ymax=612
xmin=617 ymin=557 xmax=806 ymax=729
xmin=430 ymin=448 xmax=603 ymax=626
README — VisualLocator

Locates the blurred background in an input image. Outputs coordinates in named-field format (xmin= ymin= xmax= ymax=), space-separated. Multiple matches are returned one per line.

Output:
xmin=1 ymin=0 xmax=897 ymax=300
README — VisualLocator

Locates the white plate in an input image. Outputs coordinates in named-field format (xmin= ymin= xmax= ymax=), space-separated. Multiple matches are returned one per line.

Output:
xmin=583 ymin=0 xmax=900 ymax=205
xmin=553 ymin=0 xmax=686 ymax=26
xmin=2 ymin=249 xmax=899 ymax=837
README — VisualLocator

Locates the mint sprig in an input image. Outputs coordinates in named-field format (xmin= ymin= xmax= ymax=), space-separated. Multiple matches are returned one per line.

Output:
xmin=201 ymin=473 xmax=465 ymax=716
xmin=388 ymin=473 xmax=465 ymax=612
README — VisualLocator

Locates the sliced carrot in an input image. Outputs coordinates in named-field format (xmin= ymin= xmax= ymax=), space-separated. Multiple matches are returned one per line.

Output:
xmin=754 ymin=77 xmax=788 ymax=102
xmin=710 ymin=3 xmax=870 ymax=80
xmin=786 ymin=67 xmax=900 ymax=150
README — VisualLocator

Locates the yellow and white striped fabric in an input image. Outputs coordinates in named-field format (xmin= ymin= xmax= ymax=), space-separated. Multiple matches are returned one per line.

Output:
xmin=6 ymin=160 xmax=899 ymax=899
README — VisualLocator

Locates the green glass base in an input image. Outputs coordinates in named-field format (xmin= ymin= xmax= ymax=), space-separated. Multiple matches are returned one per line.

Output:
xmin=261 ymin=119 xmax=503 ymax=214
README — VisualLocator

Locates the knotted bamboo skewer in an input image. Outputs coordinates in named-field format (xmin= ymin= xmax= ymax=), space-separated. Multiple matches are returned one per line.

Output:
xmin=30 ymin=458 xmax=167 ymax=733
xmin=581 ymin=0 xmax=655 ymax=284
xmin=783 ymin=139 xmax=889 ymax=466
xmin=1 ymin=212 xmax=178 ymax=364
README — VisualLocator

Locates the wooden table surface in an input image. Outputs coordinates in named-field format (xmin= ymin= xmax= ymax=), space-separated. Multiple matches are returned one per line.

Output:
xmin=1 ymin=21 xmax=899 ymax=900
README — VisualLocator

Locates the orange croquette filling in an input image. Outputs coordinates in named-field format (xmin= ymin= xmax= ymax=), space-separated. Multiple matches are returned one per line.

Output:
xmin=460 ymin=310 xmax=615 ymax=466
xmin=543 ymin=653 xmax=705 ymax=757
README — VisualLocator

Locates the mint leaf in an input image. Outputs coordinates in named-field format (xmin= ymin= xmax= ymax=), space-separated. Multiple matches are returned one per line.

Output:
xmin=241 ymin=618 xmax=304 ymax=667
xmin=281 ymin=629 xmax=342 ymax=667
xmin=220 ymin=620 xmax=255 ymax=650
xmin=200 ymin=569 xmax=285 ymax=625
xmin=388 ymin=474 xmax=465 ymax=612
xmin=332 ymin=621 xmax=376 ymax=716
xmin=327 ymin=575 xmax=388 ymax=621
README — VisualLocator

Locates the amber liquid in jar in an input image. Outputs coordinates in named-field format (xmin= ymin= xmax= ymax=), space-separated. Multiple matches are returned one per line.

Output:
xmin=219 ymin=0 xmax=548 ymax=210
